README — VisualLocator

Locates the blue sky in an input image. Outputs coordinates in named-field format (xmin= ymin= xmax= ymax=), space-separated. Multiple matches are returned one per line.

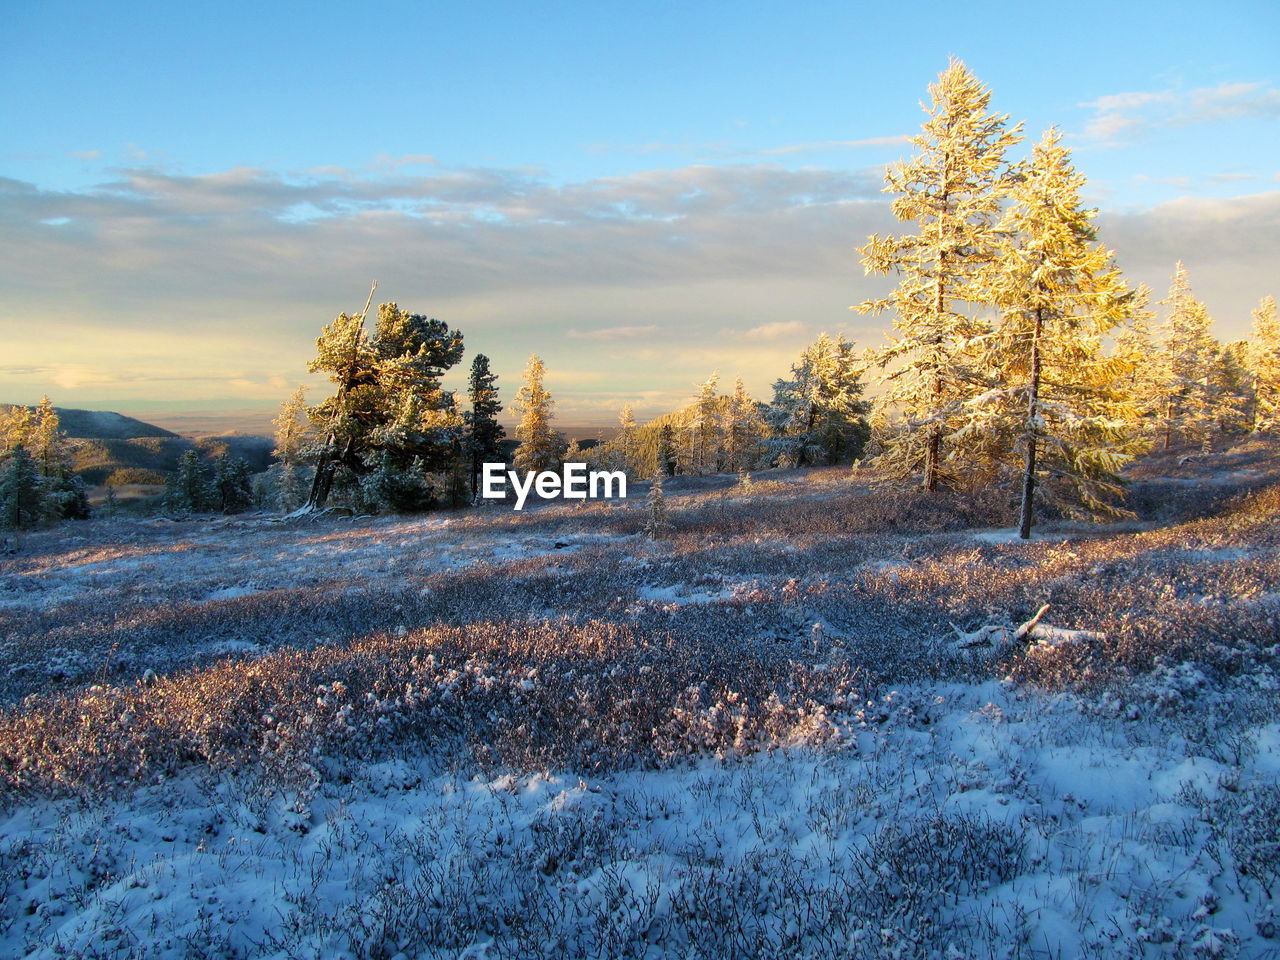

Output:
xmin=2 ymin=0 xmax=1278 ymax=432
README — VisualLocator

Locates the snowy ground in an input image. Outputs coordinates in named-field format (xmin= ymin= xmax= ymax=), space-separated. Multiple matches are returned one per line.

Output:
xmin=1 ymin=444 xmax=1279 ymax=957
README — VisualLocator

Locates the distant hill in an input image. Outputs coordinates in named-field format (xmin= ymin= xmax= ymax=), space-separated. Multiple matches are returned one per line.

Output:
xmin=69 ymin=435 xmax=276 ymax=486
xmin=0 ymin=405 xmax=179 ymax=440
xmin=3 ymin=404 xmax=274 ymax=484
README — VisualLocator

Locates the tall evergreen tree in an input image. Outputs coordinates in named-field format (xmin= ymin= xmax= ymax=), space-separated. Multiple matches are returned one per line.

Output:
xmin=463 ymin=354 xmax=505 ymax=496
xmin=721 ymin=378 xmax=765 ymax=473
xmin=857 ymin=58 xmax=1023 ymax=491
xmin=1209 ymin=341 xmax=1254 ymax=436
xmin=976 ymin=128 xmax=1142 ymax=538
xmin=1248 ymin=295 xmax=1280 ymax=432
xmin=31 ymin=396 xmax=71 ymax=480
xmin=1113 ymin=283 xmax=1163 ymax=438
xmin=0 ymin=399 xmax=89 ymax=521
xmin=681 ymin=371 xmax=721 ymax=475
xmin=0 ymin=404 xmax=35 ymax=454
xmin=0 ymin=447 xmax=42 ymax=530
xmin=656 ymin=424 xmax=677 ymax=477
xmin=166 ymin=450 xmax=208 ymax=514
xmin=212 ymin=452 xmax=253 ymax=513
xmin=272 ymin=386 xmax=311 ymax=513
xmin=617 ymin=404 xmax=637 ymax=475
xmin=513 ymin=354 xmax=564 ymax=473
xmin=1157 ymin=263 xmax=1219 ymax=451
xmin=765 ymin=333 xmax=871 ymax=467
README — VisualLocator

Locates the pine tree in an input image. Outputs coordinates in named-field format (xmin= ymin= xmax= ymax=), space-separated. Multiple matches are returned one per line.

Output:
xmin=976 ymin=128 xmax=1141 ymax=538
xmin=1209 ymin=341 xmax=1254 ymax=436
xmin=0 ymin=447 xmax=42 ymax=530
xmin=1113 ymin=283 xmax=1163 ymax=437
xmin=617 ymin=404 xmax=637 ymax=475
xmin=513 ymin=354 xmax=564 ymax=473
xmin=722 ymin=378 xmax=765 ymax=473
xmin=857 ymin=58 xmax=1023 ymax=490
xmin=681 ymin=372 xmax=721 ymax=475
xmin=212 ymin=452 xmax=253 ymax=513
xmin=24 ymin=398 xmax=88 ymax=520
xmin=1157 ymin=263 xmax=1220 ymax=451
xmin=644 ymin=470 xmax=671 ymax=540
xmin=305 ymin=289 xmax=465 ymax=509
xmin=272 ymin=386 xmax=311 ymax=513
xmin=463 ymin=354 xmax=505 ymax=496
xmin=32 ymin=397 xmax=68 ymax=479
xmin=1249 ymin=295 xmax=1280 ymax=432
xmin=166 ymin=450 xmax=208 ymax=513
xmin=0 ymin=405 xmax=35 ymax=454
xmin=656 ymin=424 xmax=677 ymax=477
xmin=765 ymin=333 xmax=871 ymax=467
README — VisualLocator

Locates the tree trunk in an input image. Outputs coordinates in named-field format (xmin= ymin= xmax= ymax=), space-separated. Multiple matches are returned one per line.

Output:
xmin=925 ymin=372 xmax=941 ymax=492
xmin=305 ymin=437 xmax=333 ymax=510
xmin=1018 ymin=307 xmax=1045 ymax=540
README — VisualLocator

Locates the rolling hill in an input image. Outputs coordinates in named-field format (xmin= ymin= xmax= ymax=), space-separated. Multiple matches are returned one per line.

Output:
xmin=2 ymin=403 xmax=274 ymax=484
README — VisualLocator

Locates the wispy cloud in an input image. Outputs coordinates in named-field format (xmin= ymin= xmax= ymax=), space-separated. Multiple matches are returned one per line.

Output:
xmin=741 ymin=320 xmax=806 ymax=341
xmin=2 ymin=159 xmax=1275 ymax=421
xmin=1080 ymin=81 xmax=1280 ymax=144
xmin=751 ymin=136 xmax=909 ymax=156
xmin=568 ymin=325 xmax=661 ymax=341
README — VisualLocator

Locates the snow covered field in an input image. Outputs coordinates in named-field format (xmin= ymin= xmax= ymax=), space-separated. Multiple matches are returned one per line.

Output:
xmin=1 ymin=443 xmax=1278 ymax=958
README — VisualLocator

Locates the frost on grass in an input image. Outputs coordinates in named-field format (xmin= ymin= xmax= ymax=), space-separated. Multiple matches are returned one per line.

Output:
xmin=0 ymin=440 xmax=1278 ymax=956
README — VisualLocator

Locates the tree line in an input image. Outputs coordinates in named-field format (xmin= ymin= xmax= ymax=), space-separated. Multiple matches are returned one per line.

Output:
xmin=0 ymin=398 xmax=89 ymax=530
xmin=266 ymin=63 xmax=1274 ymax=536
xmin=5 ymin=60 xmax=1276 ymax=535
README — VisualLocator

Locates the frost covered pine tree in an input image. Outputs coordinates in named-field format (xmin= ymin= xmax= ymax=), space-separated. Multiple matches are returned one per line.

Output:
xmin=1113 ymin=283 xmax=1164 ymax=437
xmin=1248 ymin=295 xmax=1280 ymax=432
xmin=974 ymin=128 xmax=1142 ymax=538
xmin=305 ymin=290 xmax=465 ymax=511
xmin=272 ymin=386 xmax=311 ymax=513
xmin=1209 ymin=341 xmax=1254 ymax=436
xmin=617 ymin=404 xmax=637 ymax=475
xmin=1156 ymin=262 xmax=1220 ymax=452
xmin=0 ymin=398 xmax=88 ymax=521
xmin=212 ymin=452 xmax=253 ymax=513
xmin=721 ymin=378 xmax=765 ymax=473
xmin=644 ymin=469 xmax=671 ymax=539
xmin=857 ymin=58 xmax=1022 ymax=491
xmin=681 ymin=371 xmax=721 ymax=475
xmin=513 ymin=354 xmax=564 ymax=473
xmin=0 ymin=404 xmax=35 ymax=453
xmin=463 ymin=354 xmax=505 ymax=497
xmin=765 ymin=333 xmax=871 ymax=467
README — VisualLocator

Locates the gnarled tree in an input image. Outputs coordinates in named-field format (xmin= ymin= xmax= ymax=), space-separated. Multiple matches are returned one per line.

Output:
xmin=305 ymin=290 xmax=465 ymax=510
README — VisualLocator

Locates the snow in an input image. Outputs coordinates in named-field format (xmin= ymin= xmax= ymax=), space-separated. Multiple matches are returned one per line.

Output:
xmin=3 ymin=681 xmax=1277 ymax=957
xmin=2 ymin=454 xmax=1277 ymax=955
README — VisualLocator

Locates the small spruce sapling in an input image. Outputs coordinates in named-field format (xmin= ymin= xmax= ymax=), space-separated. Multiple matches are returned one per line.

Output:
xmin=644 ymin=470 xmax=671 ymax=540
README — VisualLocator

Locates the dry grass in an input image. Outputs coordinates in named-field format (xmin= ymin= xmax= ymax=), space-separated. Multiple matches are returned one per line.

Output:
xmin=0 ymin=619 xmax=859 ymax=798
xmin=2 ymin=438 xmax=1277 ymax=800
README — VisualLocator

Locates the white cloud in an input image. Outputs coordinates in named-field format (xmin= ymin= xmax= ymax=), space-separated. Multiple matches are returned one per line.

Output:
xmin=1080 ymin=81 xmax=1280 ymax=144
xmin=568 ymin=325 xmax=661 ymax=341
xmin=742 ymin=320 xmax=806 ymax=341
xmin=2 ymin=159 xmax=1275 ymax=423
xmin=753 ymin=136 xmax=909 ymax=156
